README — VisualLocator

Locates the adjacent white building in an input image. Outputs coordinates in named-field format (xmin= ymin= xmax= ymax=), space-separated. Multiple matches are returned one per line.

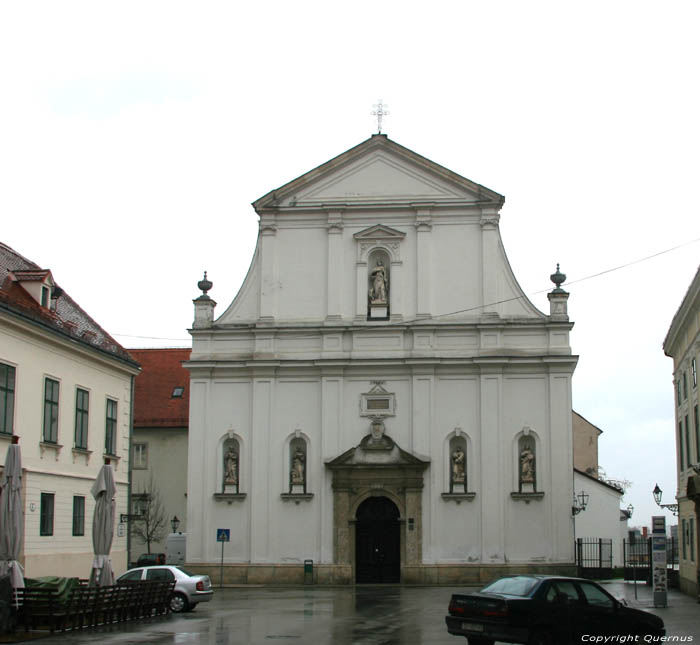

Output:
xmin=663 ymin=264 xmax=700 ymax=597
xmin=185 ymin=135 xmax=579 ymax=584
xmin=0 ymin=242 xmax=140 ymax=578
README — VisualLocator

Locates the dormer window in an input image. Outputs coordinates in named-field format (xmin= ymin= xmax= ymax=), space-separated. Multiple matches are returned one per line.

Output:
xmin=11 ymin=269 xmax=55 ymax=308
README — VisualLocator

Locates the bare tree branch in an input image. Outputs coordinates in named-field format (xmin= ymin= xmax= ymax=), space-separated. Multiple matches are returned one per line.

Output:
xmin=130 ymin=472 xmax=167 ymax=553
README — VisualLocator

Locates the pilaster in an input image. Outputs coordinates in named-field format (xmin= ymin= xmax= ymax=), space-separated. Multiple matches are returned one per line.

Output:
xmin=259 ymin=217 xmax=277 ymax=321
xmin=415 ymin=208 xmax=433 ymax=318
xmin=326 ymin=210 xmax=344 ymax=321
xmin=479 ymin=366 xmax=504 ymax=562
xmin=480 ymin=209 xmax=500 ymax=317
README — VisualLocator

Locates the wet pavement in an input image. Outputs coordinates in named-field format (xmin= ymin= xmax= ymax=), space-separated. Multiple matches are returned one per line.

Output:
xmin=29 ymin=582 xmax=700 ymax=644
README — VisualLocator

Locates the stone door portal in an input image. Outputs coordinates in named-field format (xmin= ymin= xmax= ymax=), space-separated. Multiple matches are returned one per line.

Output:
xmin=355 ymin=496 xmax=400 ymax=583
xmin=326 ymin=431 xmax=429 ymax=584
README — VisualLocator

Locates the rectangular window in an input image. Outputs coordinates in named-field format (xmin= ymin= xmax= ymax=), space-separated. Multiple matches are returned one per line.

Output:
xmin=133 ymin=442 xmax=148 ymax=469
xmin=43 ymin=378 xmax=60 ymax=443
xmin=682 ymin=519 xmax=687 ymax=560
xmin=0 ymin=363 xmax=15 ymax=436
xmin=74 ymin=388 xmax=89 ymax=449
xmin=691 ymin=519 xmax=696 ymax=562
xmin=695 ymin=405 xmax=700 ymax=467
xmin=679 ymin=420 xmax=685 ymax=470
xmin=693 ymin=358 xmax=698 ymax=388
xmin=132 ymin=494 xmax=149 ymax=517
xmin=677 ymin=380 xmax=682 ymax=406
xmin=685 ymin=415 xmax=691 ymax=467
xmin=683 ymin=372 xmax=688 ymax=400
xmin=72 ymin=496 xmax=85 ymax=536
xmin=105 ymin=399 xmax=117 ymax=455
xmin=40 ymin=493 xmax=54 ymax=536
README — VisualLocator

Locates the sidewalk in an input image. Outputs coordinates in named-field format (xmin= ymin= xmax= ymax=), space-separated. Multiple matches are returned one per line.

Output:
xmin=600 ymin=580 xmax=699 ymax=638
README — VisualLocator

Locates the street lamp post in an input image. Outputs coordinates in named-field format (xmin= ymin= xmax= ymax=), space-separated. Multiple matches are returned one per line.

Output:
xmin=652 ymin=484 xmax=678 ymax=516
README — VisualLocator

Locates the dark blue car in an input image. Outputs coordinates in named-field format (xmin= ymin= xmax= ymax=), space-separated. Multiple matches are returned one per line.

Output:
xmin=445 ymin=575 xmax=665 ymax=644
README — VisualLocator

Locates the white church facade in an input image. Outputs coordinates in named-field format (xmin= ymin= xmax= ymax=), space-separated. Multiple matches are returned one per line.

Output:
xmin=185 ymin=134 xmax=578 ymax=584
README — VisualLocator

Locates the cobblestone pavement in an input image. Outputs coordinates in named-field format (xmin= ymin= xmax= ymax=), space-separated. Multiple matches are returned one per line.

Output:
xmin=29 ymin=582 xmax=700 ymax=644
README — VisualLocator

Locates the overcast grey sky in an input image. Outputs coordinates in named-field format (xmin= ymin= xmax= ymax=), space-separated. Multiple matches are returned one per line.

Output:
xmin=2 ymin=1 xmax=698 ymax=527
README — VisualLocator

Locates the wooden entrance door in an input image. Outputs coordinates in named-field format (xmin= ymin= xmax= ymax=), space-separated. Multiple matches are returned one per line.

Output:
xmin=355 ymin=496 xmax=400 ymax=583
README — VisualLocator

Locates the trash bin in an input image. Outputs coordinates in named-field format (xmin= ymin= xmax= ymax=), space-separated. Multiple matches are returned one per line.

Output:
xmin=304 ymin=559 xmax=313 ymax=585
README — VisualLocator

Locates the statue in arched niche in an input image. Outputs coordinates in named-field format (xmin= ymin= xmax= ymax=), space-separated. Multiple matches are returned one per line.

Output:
xmin=224 ymin=444 xmax=239 ymax=488
xmin=520 ymin=446 xmax=535 ymax=484
xmin=369 ymin=259 xmax=388 ymax=304
xmin=452 ymin=445 xmax=466 ymax=484
xmin=291 ymin=447 xmax=305 ymax=485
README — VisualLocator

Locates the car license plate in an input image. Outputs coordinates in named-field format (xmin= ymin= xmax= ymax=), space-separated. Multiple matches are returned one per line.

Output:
xmin=461 ymin=622 xmax=484 ymax=632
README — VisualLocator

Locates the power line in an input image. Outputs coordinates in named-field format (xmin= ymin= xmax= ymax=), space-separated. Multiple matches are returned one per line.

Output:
xmin=112 ymin=235 xmax=700 ymax=342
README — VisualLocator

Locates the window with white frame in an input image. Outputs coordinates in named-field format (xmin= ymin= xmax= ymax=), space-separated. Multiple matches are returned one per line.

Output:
xmin=74 ymin=388 xmax=89 ymax=449
xmin=695 ymin=405 xmax=699 ymax=466
xmin=40 ymin=493 xmax=54 ymax=536
xmin=133 ymin=442 xmax=148 ymax=469
xmin=105 ymin=398 xmax=117 ymax=455
xmin=679 ymin=420 xmax=685 ymax=470
xmin=72 ymin=496 xmax=85 ymax=536
xmin=43 ymin=378 xmax=59 ymax=443
xmin=0 ymin=363 xmax=15 ymax=436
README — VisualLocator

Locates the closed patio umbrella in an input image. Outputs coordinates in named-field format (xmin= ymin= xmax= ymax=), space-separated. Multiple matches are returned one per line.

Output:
xmin=0 ymin=437 xmax=24 ymax=591
xmin=89 ymin=459 xmax=116 ymax=586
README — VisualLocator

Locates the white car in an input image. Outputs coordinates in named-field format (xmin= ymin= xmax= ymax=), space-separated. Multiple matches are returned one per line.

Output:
xmin=117 ymin=565 xmax=213 ymax=612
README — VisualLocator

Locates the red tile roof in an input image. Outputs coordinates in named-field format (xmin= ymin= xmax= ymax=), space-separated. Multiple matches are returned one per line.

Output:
xmin=129 ymin=348 xmax=191 ymax=428
xmin=0 ymin=242 xmax=137 ymax=366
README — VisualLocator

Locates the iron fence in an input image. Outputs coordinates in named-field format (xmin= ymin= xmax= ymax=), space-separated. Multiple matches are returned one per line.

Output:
xmin=623 ymin=537 xmax=678 ymax=586
xmin=575 ymin=538 xmax=613 ymax=579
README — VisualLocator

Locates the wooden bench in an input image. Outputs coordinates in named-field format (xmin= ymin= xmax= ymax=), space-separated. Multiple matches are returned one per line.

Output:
xmin=15 ymin=579 xmax=175 ymax=633
xmin=15 ymin=587 xmax=66 ymax=633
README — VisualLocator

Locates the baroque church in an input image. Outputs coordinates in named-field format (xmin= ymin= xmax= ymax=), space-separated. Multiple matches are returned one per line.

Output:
xmin=184 ymin=134 xmax=578 ymax=584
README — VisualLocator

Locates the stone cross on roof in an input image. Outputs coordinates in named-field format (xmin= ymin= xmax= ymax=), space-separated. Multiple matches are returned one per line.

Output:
xmin=371 ymin=100 xmax=389 ymax=134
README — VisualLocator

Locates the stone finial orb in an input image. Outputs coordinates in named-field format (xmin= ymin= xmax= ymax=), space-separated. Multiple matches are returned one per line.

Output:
xmin=550 ymin=264 xmax=566 ymax=292
xmin=198 ymin=271 xmax=213 ymax=296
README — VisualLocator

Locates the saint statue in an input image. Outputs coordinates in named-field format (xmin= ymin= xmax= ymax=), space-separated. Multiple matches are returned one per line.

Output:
xmin=452 ymin=445 xmax=466 ymax=483
xmin=224 ymin=445 xmax=239 ymax=486
xmin=369 ymin=260 xmax=388 ymax=304
xmin=520 ymin=446 xmax=535 ymax=483
xmin=291 ymin=447 xmax=305 ymax=485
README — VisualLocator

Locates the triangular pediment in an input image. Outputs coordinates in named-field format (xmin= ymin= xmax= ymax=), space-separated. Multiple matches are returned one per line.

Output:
xmin=353 ymin=224 xmax=406 ymax=241
xmin=297 ymin=153 xmax=466 ymax=204
xmin=253 ymin=135 xmax=503 ymax=211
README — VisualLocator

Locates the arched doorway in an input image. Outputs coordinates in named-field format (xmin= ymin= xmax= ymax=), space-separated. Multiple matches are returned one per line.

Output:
xmin=355 ymin=496 xmax=400 ymax=583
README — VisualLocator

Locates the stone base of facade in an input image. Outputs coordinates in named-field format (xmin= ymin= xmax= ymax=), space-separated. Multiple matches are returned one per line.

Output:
xmin=184 ymin=562 xmax=577 ymax=586
xmin=679 ymin=575 xmax=699 ymax=598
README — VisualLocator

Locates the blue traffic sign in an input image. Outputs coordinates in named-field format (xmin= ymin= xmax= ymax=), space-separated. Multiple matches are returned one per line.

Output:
xmin=217 ymin=529 xmax=230 ymax=542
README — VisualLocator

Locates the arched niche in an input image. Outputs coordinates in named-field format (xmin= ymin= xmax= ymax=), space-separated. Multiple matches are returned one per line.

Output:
xmin=288 ymin=435 xmax=308 ymax=494
xmin=367 ymin=248 xmax=391 ymax=320
xmin=220 ymin=434 xmax=242 ymax=494
xmin=515 ymin=429 xmax=538 ymax=493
